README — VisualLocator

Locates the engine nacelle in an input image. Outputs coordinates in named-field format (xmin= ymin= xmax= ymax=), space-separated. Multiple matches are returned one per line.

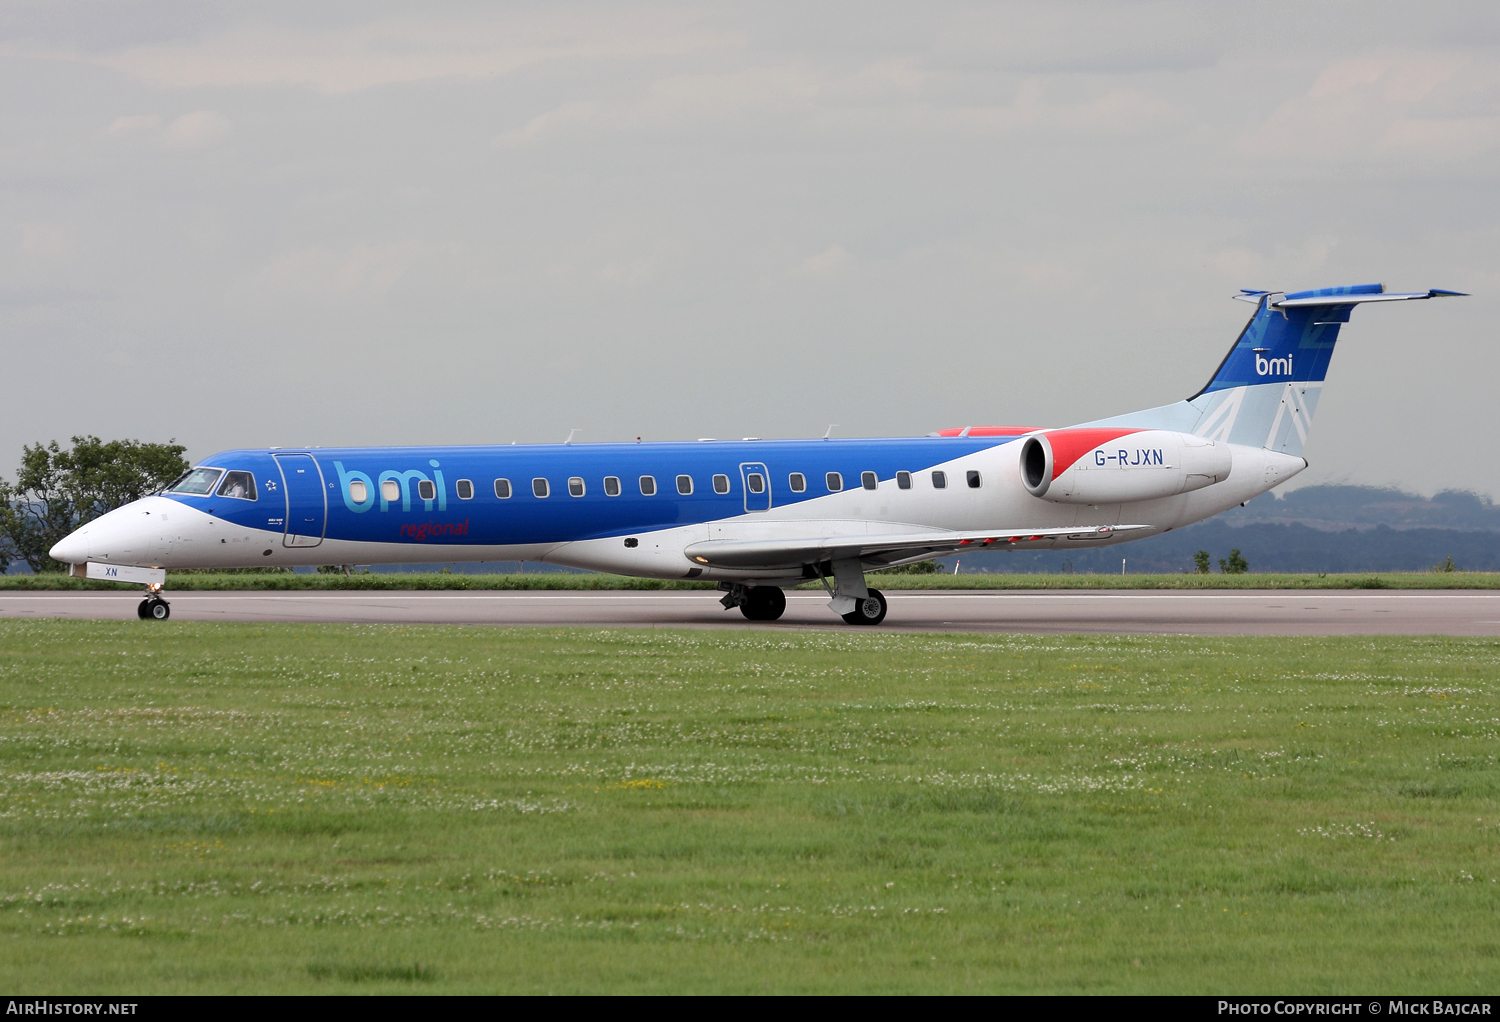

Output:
xmin=1020 ymin=428 xmax=1231 ymax=504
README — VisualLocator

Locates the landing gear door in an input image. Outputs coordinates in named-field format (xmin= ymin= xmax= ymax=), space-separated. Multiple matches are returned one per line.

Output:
xmin=740 ymin=462 xmax=771 ymax=513
xmin=273 ymin=453 xmax=327 ymax=548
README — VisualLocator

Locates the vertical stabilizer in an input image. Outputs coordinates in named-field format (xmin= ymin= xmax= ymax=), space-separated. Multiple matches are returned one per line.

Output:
xmin=1073 ymin=285 xmax=1464 ymax=456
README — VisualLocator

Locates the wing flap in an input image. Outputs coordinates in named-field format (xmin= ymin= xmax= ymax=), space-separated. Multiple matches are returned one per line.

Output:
xmin=683 ymin=525 xmax=1150 ymax=570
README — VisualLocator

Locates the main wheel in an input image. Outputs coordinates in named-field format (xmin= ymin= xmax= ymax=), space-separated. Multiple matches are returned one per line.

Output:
xmin=137 ymin=600 xmax=152 ymax=620
xmin=148 ymin=599 xmax=170 ymax=621
xmin=841 ymin=588 xmax=887 ymax=626
xmin=740 ymin=585 xmax=787 ymax=621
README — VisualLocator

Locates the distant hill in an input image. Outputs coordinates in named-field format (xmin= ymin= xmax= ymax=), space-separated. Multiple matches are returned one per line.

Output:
xmin=941 ymin=485 xmax=1500 ymax=575
xmin=1215 ymin=485 xmax=1500 ymax=532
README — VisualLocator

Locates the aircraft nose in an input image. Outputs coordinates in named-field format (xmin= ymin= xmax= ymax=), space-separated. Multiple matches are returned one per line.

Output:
xmin=50 ymin=498 xmax=168 ymax=567
xmin=49 ymin=528 xmax=89 ymax=565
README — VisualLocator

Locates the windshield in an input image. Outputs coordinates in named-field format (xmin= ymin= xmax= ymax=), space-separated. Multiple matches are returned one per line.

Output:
xmin=168 ymin=467 xmax=224 ymax=495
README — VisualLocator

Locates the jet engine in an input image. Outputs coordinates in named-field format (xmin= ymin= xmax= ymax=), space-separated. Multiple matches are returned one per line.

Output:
xmin=1020 ymin=428 xmax=1231 ymax=504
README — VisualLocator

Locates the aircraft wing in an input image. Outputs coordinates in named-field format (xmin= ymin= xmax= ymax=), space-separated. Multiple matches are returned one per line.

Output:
xmin=683 ymin=524 xmax=1151 ymax=571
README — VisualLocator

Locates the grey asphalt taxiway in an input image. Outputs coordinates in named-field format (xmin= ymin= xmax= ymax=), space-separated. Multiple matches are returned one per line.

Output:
xmin=2 ymin=589 xmax=1499 ymax=634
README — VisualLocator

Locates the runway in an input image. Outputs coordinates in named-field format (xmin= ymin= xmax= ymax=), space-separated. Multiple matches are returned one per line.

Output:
xmin=3 ymin=589 xmax=1499 ymax=635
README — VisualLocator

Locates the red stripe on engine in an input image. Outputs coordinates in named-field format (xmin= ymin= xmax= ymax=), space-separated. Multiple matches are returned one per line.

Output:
xmin=1045 ymin=428 xmax=1144 ymax=474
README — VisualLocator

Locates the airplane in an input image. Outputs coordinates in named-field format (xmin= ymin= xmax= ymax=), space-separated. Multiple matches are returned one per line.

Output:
xmin=49 ymin=283 xmax=1463 ymax=623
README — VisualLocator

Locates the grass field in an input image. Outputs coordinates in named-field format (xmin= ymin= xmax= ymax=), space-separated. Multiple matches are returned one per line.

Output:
xmin=2 ymin=621 xmax=1497 ymax=993
xmin=4 ymin=570 xmax=1498 ymax=591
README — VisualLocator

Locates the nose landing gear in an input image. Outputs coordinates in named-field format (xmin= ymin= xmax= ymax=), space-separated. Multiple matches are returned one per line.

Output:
xmin=137 ymin=583 xmax=170 ymax=621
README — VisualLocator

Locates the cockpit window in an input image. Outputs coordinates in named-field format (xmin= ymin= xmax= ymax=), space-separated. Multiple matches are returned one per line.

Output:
xmin=169 ymin=467 xmax=224 ymax=495
xmin=216 ymin=471 xmax=257 ymax=501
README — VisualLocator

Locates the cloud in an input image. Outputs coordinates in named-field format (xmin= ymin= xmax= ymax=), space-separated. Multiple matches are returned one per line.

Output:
xmin=799 ymin=245 xmax=852 ymax=277
xmin=105 ymin=114 xmax=160 ymax=134
xmin=237 ymin=243 xmax=423 ymax=304
xmin=163 ymin=110 xmax=230 ymax=148
xmin=934 ymin=78 xmax=1174 ymax=135
xmin=27 ymin=12 xmax=734 ymax=94
xmin=18 ymin=223 xmax=71 ymax=259
xmin=103 ymin=110 xmax=228 ymax=147
xmin=1210 ymin=237 xmax=1340 ymax=286
xmin=1238 ymin=51 xmax=1500 ymax=163
xmin=500 ymin=67 xmax=1173 ymax=147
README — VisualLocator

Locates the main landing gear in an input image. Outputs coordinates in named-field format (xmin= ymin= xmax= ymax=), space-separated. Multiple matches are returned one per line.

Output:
xmin=840 ymin=588 xmax=887 ymax=626
xmin=137 ymin=583 xmax=170 ymax=621
xmin=719 ymin=584 xmax=787 ymax=621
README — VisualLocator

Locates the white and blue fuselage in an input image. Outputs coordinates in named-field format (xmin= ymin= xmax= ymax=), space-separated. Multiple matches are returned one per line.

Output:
xmin=50 ymin=284 xmax=1462 ymax=623
xmin=54 ymin=434 xmax=1293 ymax=578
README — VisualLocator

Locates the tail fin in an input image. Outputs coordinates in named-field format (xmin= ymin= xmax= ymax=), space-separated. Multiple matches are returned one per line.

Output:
xmin=1077 ymin=284 xmax=1464 ymax=455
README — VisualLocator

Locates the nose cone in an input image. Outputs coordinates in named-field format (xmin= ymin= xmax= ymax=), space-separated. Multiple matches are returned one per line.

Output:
xmin=50 ymin=497 xmax=173 ymax=567
xmin=49 ymin=528 xmax=89 ymax=565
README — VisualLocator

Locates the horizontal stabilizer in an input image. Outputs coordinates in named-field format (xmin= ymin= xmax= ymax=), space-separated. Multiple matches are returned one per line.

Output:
xmin=1274 ymin=288 xmax=1466 ymax=308
xmin=1232 ymin=285 xmax=1466 ymax=307
xmin=684 ymin=524 xmax=1150 ymax=571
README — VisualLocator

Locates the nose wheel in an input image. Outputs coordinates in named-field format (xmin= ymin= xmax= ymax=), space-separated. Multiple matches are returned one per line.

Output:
xmin=137 ymin=594 xmax=170 ymax=621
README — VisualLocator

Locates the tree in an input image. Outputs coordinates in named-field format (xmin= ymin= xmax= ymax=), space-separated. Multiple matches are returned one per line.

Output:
xmin=0 ymin=436 xmax=189 ymax=573
xmin=1218 ymin=548 xmax=1249 ymax=574
xmin=873 ymin=560 xmax=941 ymax=575
xmin=1193 ymin=550 xmax=1211 ymax=574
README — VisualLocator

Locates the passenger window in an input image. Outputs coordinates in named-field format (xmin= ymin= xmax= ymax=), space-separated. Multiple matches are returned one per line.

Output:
xmin=532 ymin=478 xmax=550 ymax=498
xmin=568 ymin=477 xmax=586 ymax=497
xmin=676 ymin=475 xmax=693 ymax=495
xmin=639 ymin=475 xmax=657 ymax=496
xmin=747 ymin=473 xmax=764 ymax=494
xmin=417 ymin=479 xmax=437 ymax=501
xmin=826 ymin=472 xmax=843 ymax=492
xmin=494 ymin=478 xmax=512 ymax=499
xmin=346 ymin=480 xmax=366 ymax=504
xmin=382 ymin=479 xmax=401 ymax=502
xmin=789 ymin=472 xmax=806 ymax=493
xmin=967 ymin=470 xmax=982 ymax=489
xmin=604 ymin=476 xmax=621 ymax=497
xmin=896 ymin=471 xmax=911 ymax=490
xmin=931 ymin=471 xmax=947 ymax=489
xmin=713 ymin=474 xmax=730 ymax=494
xmin=216 ymin=471 xmax=257 ymax=501
xmin=861 ymin=471 xmax=878 ymax=490
xmin=455 ymin=479 xmax=474 ymax=500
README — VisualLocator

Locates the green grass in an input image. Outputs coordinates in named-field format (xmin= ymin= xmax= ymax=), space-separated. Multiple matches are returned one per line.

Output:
xmin=4 ymin=570 xmax=1498 ymax=591
xmin=2 ymin=621 xmax=1498 ymax=993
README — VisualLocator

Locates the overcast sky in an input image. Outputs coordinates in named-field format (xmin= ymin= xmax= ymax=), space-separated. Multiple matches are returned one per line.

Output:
xmin=2 ymin=1 xmax=1496 ymax=496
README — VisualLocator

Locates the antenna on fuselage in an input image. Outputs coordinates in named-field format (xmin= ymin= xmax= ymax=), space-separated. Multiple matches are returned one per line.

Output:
xmin=563 ymin=428 xmax=580 ymax=445
xmin=822 ymin=424 xmax=837 ymax=440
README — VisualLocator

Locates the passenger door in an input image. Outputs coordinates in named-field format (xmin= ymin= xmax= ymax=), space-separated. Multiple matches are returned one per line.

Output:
xmin=273 ymin=453 xmax=327 ymax=547
xmin=739 ymin=462 xmax=771 ymax=513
